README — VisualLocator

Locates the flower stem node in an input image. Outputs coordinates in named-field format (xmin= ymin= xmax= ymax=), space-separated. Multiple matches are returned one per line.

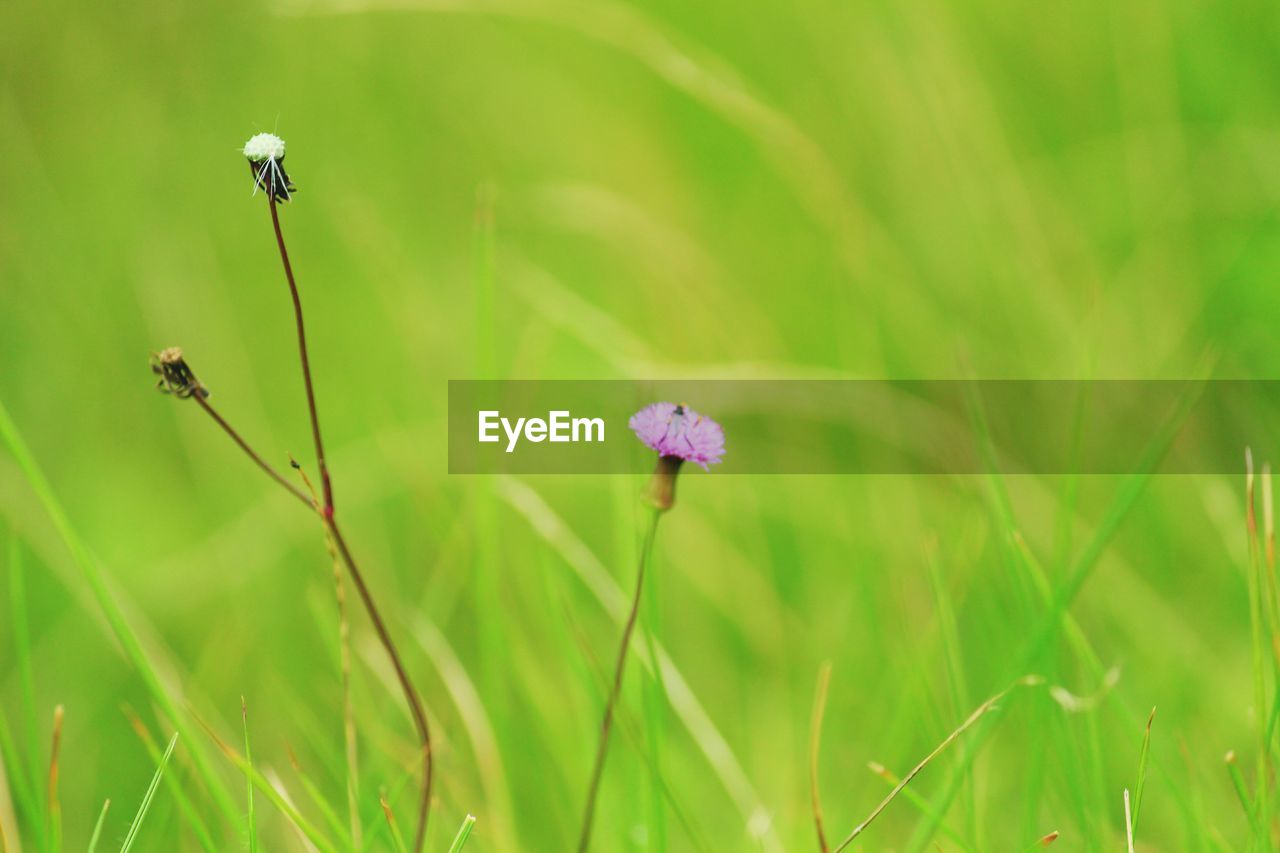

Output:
xmin=243 ymin=132 xmax=295 ymax=202
xmin=150 ymin=347 xmax=208 ymax=399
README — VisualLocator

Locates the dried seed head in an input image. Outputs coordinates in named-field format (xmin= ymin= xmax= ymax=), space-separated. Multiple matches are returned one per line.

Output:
xmin=151 ymin=347 xmax=208 ymax=399
xmin=243 ymin=132 xmax=295 ymax=202
xmin=243 ymin=133 xmax=286 ymax=162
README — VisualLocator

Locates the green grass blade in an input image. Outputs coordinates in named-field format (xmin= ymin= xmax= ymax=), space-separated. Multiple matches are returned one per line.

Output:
xmin=834 ymin=680 xmax=1035 ymax=851
xmin=288 ymin=756 xmax=352 ymax=848
xmin=0 ymin=710 xmax=38 ymax=851
xmin=123 ymin=709 xmax=218 ymax=853
xmin=7 ymin=536 xmax=44 ymax=841
xmin=495 ymin=476 xmax=781 ymax=852
xmin=1246 ymin=452 xmax=1270 ymax=851
xmin=86 ymin=799 xmax=110 ymax=853
xmin=866 ymin=762 xmax=971 ymax=850
xmin=359 ymin=767 xmax=413 ymax=850
xmin=562 ymin=605 xmax=713 ymax=853
xmin=923 ymin=541 xmax=978 ymax=846
xmin=1226 ymin=750 xmax=1259 ymax=838
xmin=1132 ymin=707 xmax=1155 ymax=835
xmin=380 ymin=793 xmax=409 ymax=853
xmin=189 ymin=711 xmax=336 ymax=853
xmin=448 ymin=814 xmax=477 ymax=853
xmin=47 ymin=705 xmax=62 ymax=853
xmin=241 ymin=698 xmax=256 ymax=853
xmin=904 ymin=374 xmax=1205 ymax=852
xmin=1124 ymin=789 xmax=1135 ymax=853
xmin=0 ymin=399 xmax=240 ymax=826
xmin=120 ymin=732 xmax=178 ymax=852
xmin=640 ymin=516 xmax=669 ymax=853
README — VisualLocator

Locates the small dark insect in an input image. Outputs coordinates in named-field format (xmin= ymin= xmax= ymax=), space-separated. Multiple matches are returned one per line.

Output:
xmin=151 ymin=347 xmax=209 ymax=399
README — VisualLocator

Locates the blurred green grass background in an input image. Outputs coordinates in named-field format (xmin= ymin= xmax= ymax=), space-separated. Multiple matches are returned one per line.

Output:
xmin=4 ymin=0 xmax=1280 ymax=848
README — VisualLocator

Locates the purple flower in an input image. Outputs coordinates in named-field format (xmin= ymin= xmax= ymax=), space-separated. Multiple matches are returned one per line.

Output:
xmin=629 ymin=402 xmax=725 ymax=469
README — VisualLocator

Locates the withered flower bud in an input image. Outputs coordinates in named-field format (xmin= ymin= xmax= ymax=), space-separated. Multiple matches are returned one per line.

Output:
xmin=643 ymin=455 xmax=684 ymax=512
xmin=151 ymin=347 xmax=209 ymax=399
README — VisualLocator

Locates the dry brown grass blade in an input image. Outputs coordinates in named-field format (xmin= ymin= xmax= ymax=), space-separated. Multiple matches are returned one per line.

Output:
xmin=833 ymin=679 xmax=1036 ymax=852
xmin=809 ymin=662 xmax=833 ymax=853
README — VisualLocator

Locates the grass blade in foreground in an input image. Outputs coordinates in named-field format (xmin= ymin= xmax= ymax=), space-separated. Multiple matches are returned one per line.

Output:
xmin=904 ymin=373 xmax=1206 ymax=852
xmin=8 ymin=536 xmax=45 ymax=850
xmin=123 ymin=708 xmax=218 ymax=853
xmin=448 ymin=814 xmax=477 ymax=853
xmin=809 ymin=662 xmax=833 ymax=853
xmin=120 ymin=732 xmax=178 ymax=853
xmin=86 ymin=799 xmax=109 ymax=853
xmin=0 ymin=398 xmax=239 ymax=825
xmin=833 ymin=679 xmax=1038 ymax=852
xmin=381 ymin=794 xmax=409 ymax=853
xmin=1132 ymin=707 xmax=1155 ymax=835
xmin=46 ymin=705 xmax=61 ymax=853
xmin=1020 ymin=830 xmax=1060 ymax=850
xmin=189 ymin=707 xmax=335 ymax=853
xmin=1124 ymin=789 xmax=1135 ymax=853
xmin=242 ymin=698 xmax=257 ymax=853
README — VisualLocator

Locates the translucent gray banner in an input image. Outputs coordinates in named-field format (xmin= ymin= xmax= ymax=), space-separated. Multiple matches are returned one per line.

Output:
xmin=447 ymin=380 xmax=1277 ymax=474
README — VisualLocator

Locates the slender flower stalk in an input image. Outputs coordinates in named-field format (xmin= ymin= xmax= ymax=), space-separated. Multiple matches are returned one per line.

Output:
xmin=577 ymin=505 xmax=660 ymax=852
xmin=250 ymin=137 xmax=433 ymax=851
xmin=152 ymin=348 xmax=310 ymax=507
xmin=151 ymin=352 xmax=434 ymax=842
xmin=152 ymin=133 xmax=435 ymax=850
xmin=266 ymin=192 xmax=332 ymax=515
xmin=293 ymin=456 xmax=362 ymax=850
xmin=195 ymin=395 xmax=311 ymax=508
xmin=576 ymin=402 xmax=725 ymax=851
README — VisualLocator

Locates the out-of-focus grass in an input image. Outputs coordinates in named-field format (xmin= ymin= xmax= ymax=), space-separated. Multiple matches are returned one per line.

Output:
xmin=4 ymin=0 xmax=1280 ymax=848
xmin=120 ymin=732 xmax=178 ymax=853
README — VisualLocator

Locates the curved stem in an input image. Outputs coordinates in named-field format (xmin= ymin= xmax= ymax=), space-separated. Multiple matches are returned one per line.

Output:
xmin=193 ymin=396 xmax=310 ymax=508
xmin=265 ymin=194 xmax=431 ymax=850
xmin=269 ymin=195 xmax=332 ymax=515
xmin=577 ymin=508 xmax=661 ymax=852
xmin=329 ymin=521 xmax=433 ymax=853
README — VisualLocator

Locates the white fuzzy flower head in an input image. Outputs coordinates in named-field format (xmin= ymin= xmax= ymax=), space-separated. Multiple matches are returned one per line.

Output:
xmin=243 ymin=133 xmax=286 ymax=162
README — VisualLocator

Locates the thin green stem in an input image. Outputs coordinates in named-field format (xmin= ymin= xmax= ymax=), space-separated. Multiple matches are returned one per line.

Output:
xmin=577 ymin=506 xmax=661 ymax=852
xmin=86 ymin=799 xmax=110 ymax=853
xmin=834 ymin=682 xmax=1028 ymax=852
xmin=242 ymin=697 xmax=257 ymax=853
xmin=448 ymin=814 xmax=477 ymax=853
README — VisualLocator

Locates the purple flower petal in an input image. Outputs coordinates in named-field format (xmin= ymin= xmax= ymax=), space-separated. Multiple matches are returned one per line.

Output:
xmin=628 ymin=402 xmax=725 ymax=469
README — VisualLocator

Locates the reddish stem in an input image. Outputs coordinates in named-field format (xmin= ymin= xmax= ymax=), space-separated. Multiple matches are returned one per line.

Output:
xmin=267 ymin=192 xmax=432 ymax=850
